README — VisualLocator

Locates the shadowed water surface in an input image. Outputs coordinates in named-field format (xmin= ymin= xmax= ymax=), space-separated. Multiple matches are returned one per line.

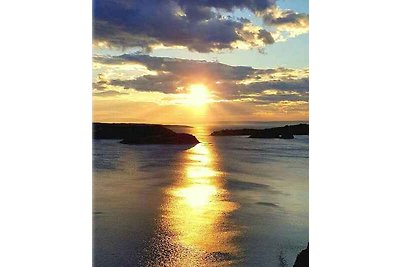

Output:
xmin=94 ymin=123 xmax=308 ymax=266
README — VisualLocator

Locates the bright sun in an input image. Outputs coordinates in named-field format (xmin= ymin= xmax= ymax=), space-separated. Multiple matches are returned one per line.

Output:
xmin=187 ymin=84 xmax=211 ymax=106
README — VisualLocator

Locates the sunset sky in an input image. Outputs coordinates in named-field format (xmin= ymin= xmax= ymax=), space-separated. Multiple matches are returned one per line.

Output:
xmin=93 ymin=0 xmax=309 ymax=124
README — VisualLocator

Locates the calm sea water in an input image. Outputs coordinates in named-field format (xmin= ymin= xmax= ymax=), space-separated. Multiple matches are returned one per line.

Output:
xmin=93 ymin=122 xmax=308 ymax=267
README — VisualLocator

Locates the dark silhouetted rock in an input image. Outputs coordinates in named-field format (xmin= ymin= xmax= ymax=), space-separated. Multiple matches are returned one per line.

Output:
xmin=250 ymin=124 xmax=307 ymax=139
xmin=211 ymin=123 xmax=308 ymax=139
xmin=93 ymin=123 xmax=199 ymax=145
xmin=293 ymin=243 xmax=309 ymax=267
xmin=280 ymin=132 xmax=295 ymax=139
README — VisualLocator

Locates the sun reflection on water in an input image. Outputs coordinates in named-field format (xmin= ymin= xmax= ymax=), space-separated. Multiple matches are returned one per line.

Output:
xmin=173 ymin=183 xmax=217 ymax=208
xmin=155 ymin=130 xmax=240 ymax=266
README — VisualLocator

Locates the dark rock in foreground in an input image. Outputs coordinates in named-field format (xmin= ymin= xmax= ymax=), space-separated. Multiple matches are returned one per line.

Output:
xmin=293 ymin=243 xmax=309 ymax=267
xmin=93 ymin=123 xmax=199 ymax=145
xmin=211 ymin=123 xmax=308 ymax=139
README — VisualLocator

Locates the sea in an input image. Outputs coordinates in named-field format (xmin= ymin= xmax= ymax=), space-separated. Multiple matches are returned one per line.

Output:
xmin=93 ymin=121 xmax=309 ymax=267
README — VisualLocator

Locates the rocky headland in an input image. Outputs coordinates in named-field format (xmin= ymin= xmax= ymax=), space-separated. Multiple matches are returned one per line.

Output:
xmin=93 ymin=123 xmax=199 ymax=145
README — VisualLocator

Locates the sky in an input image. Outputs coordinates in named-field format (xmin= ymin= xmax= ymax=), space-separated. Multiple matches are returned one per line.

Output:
xmin=93 ymin=0 xmax=309 ymax=124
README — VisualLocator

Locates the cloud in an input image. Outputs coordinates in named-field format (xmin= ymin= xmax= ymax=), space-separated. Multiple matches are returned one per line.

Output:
xmin=110 ymin=72 xmax=181 ymax=94
xmin=94 ymin=54 xmax=256 ymax=82
xmin=93 ymin=0 xmax=277 ymax=52
xmin=261 ymin=7 xmax=309 ymax=28
xmin=93 ymin=54 xmax=309 ymax=105
xmin=92 ymin=74 xmax=108 ymax=91
xmin=245 ymin=78 xmax=309 ymax=93
xmin=258 ymin=6 xmax=309 ymax=41
xmin=93 ymin=90 xmax=128 ymax=97
xmin=175 ymin=0 xmax=277 ymax=12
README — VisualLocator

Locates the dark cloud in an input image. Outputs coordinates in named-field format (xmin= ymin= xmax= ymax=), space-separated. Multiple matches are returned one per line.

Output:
xmin=261 ymin=7 xmax=309 ymax=29
xmin=110 ymin=72 xmax=181 ymax=94
xmin=92 ymin=74 xmax=108 ymax=91
xmin=246 ymin=78 xmax=309 ymax=93
xmin=93 ymin=0 xmax=276 ymax=52
xmin=93 ymin=90 xmax=128 ymax=97
xmin=258 ymin=29 xmax=275 ymax=44
xmin=93 ymin=54 xmax=308 ymax=104
xmin=176 ymin=0 xmax=276 ymax=12
xmin=95 ymin=54 xmax=256 ymax=81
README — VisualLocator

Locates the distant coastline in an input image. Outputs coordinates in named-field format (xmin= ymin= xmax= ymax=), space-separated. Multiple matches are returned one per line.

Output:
xmin=163 ymin=124 xmax=193 ymax=128
xmin=211 ymin=123 xmax=309 ymax=139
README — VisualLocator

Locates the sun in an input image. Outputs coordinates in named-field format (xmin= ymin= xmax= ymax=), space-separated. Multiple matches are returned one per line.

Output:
xmin=187 ymin=84 xmax=211 ymax=106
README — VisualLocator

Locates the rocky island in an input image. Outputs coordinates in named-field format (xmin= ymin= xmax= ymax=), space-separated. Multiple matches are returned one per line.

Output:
xmin=93 ymin=123 xmax=199 ymax=145
xmin=211 ymin=123 xmax=309 ymax=139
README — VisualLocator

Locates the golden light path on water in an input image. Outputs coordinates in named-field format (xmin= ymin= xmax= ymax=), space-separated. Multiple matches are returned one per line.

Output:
xmin=150 ymin=127 xmax=241 ymax=266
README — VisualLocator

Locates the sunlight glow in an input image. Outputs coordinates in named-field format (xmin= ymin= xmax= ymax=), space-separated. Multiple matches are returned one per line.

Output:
xmin=186 ymin=84 xmax=211 ymax=106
